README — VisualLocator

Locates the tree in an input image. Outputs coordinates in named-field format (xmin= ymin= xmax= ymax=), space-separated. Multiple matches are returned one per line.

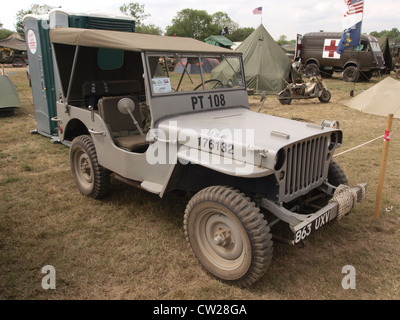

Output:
xmin=226 ymin=27 xmax=255 ymax=42
xmin=119 ymin=2 xmax=150 ymax=26
xmin=276 ymin=35 xmax=288 ymax=46
xmin=15 ymin=4 xmax=54 ymax=39
xmin=120 ymin=2 xmax=162 ymax=35
xmin=165 ymin=9 xmax=240 ymax=41
xmin=210 ymin=12 xmax=239 ymax=36
xmin=370 ymin=28 xmax=400 ymax=44
xmin=136 ymin=24 xmax=162 ymax=35
xmin=0 ymin=22 xmax=13 ymax=40
xmin=165 ymin=9 xmax=213 ymax=40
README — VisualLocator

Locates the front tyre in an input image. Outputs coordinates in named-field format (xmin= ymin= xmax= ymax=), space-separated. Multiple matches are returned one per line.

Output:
xmin=70 ymin=135 xmax=110 ymax=199
xmin=328 ymin=160 xmax=349 ymax=187
xmin=318 ymin=89 xmax=331 ymax=103
xmin=184 ymin=186 xmax=273 ymax=288
xmin=278 ymin=91 xmax=292 ymax=105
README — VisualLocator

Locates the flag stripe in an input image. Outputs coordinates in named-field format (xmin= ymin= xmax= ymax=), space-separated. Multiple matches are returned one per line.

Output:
xmin=344 ymin=0 xmax=364 ymax=17
xmin=253 ymin=7 xmax=262 ymax=14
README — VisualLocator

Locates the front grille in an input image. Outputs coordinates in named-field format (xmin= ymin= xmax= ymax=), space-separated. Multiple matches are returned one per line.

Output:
xmin=284 ymin=136 xmax=328 ymax=199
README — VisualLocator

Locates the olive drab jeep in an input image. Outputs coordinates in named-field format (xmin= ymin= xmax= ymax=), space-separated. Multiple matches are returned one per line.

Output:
xmin=296 ymin=32 xmax=385 ymax=82
xmin=42 ymin=26 xmax=366 ymax=288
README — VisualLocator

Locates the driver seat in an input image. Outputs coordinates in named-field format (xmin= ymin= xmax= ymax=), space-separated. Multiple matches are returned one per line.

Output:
xmin=98 ymin=96 xmax=148 ymax=151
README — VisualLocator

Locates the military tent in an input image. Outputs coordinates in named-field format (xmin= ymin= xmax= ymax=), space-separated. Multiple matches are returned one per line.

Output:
xmin=211 ymin=24 xmax=292 ymax=94
xmin=0 ymin=33 xmax=27 ymax=51
xmin=174 ymin=58 xmax=220 ymax=74
xmin=0 ymin=75 xmax=21 ymax=113
xmin=378 ymin=37 xmax=393 ymax=72
xmin=344 ymin=77 xmax=400 ymax=118
xmin=204 ymin=35 xmax=235 ymax=49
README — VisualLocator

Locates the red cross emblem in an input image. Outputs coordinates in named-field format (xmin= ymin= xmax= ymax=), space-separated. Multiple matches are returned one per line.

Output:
xmin=324 ymin=40 xmax=338 ymax=58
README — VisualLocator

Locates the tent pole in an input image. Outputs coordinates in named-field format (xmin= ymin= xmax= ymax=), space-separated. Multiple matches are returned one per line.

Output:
xmin=374 ymin=114 xmax=394 ymax=219
xmin=256 ymin=74 xmax=259 ymax=93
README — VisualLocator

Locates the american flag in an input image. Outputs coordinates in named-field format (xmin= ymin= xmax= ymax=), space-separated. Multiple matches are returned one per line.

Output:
xmin=344 ymin=0 xmax=364 ymax=17
xmin=253 ymin=7 xmax=262 ymax=15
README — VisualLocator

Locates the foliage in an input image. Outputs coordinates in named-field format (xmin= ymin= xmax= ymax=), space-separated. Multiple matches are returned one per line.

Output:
xmin=370 ymin=28 xmax=400 ymax=44
xmin=136 ymin=24 xmax=163 ymax=35
xmin=276 ymin=35 xmax=296 ymax=46
xmin=210 ymin=12 xmax=239 ymax=37
xmin=119 ymin=2 xmax=150 ymax=26
xmin=165 ymin=9 xmax=213 ymax=40
xmin=165 ymin=9 xmax=240 ymax=41
xmin=225 ymin=27 xmax=255 ymax=42
xmin=0 ymin=26 xmax=13 ymax=40
xmin=120 ymin=2 xmax=162 ymax=35
xmin=15 ymin=4 xmax=54 ymax=39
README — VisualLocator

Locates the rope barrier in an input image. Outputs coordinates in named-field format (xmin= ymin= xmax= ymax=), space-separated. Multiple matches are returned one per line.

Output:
xmin=333 ymin=135 xmax=385 ymax=158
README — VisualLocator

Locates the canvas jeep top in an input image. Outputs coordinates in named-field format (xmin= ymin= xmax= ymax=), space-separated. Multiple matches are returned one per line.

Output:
xmin=48 ymin=27 xmax=366 ymax=287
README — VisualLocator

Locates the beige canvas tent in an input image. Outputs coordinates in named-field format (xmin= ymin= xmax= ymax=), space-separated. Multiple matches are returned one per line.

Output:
xmin=345 ymin=77 xmax=400 ymax=118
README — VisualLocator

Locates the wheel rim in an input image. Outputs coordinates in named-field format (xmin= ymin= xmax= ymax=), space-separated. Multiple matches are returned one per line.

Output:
xmin=195 ymin=207 xmax=249 ymax=271
xmin=73 ymin=148 xmax=94 ymax=190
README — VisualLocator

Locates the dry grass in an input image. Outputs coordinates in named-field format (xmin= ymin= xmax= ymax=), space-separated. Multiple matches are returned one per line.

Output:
xmin=1 ymin=67 xmax=399 ymax=300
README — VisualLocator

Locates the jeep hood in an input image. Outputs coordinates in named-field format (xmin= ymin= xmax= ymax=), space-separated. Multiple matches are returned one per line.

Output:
xmin=156 ymin=107 xmax=341 ymax=176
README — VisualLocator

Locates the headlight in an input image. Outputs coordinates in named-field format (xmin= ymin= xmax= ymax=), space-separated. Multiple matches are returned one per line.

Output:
xmin=328 ymin=132 xmax=337 ymax=151
xmin=274 ymin=149 xmax=285 ymax=171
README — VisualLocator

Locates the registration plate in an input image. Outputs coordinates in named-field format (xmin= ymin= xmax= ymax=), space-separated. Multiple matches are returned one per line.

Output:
xmin=293 ymin=204 xmax=337 ymax=244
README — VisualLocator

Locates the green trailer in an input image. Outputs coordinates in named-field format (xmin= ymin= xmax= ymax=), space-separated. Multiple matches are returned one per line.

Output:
xmin=23 ymin=9 xmax=135 ymax=140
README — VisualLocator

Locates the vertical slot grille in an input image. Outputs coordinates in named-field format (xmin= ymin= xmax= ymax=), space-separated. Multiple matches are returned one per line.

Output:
xmin=285 ymin=136 xmax=327 ymax=197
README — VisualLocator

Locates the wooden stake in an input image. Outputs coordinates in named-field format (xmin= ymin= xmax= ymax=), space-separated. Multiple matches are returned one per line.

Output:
xmin=374 ymin=114 xmax=394 ymax=219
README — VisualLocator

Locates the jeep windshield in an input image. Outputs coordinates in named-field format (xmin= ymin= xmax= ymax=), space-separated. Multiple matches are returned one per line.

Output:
xmin=146 ymin=54 xmax=245 ymax=95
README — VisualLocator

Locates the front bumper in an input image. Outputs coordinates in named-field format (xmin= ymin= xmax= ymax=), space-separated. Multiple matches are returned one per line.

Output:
xmin=259 ymin=183 xmax=367 ymax=244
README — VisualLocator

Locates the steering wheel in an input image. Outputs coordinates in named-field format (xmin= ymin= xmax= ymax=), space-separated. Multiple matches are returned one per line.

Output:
xmin=193 ymin=79 xmax=223 ymax=91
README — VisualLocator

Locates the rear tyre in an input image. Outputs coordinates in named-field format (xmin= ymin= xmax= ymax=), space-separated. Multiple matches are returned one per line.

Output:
xmin=70 ymin=135 xmax=110 ymax=199
xmin=184 ymin=186 xmax=273 ymax=288
xmin=318 ymin=89 xmax=331 ymax=103
xmin=343 ymin=66 xmax=360 ymax=82
xmin=305 ymin=63 xmax=320 ymax=78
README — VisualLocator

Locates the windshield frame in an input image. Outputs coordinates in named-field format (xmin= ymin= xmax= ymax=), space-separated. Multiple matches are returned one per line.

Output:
xmin=369 ymin=41 xmax=381 ymax=53
xmin=144 ymin=52 xmax=246 ymax=97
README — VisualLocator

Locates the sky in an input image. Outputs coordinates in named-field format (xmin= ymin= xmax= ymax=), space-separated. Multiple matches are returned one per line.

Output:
xmin=0 ymin=0 xmax=399 ymax=40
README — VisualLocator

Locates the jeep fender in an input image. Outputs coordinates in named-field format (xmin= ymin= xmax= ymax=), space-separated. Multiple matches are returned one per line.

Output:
xmin=176 ymin=145 xmax=273 ymax=179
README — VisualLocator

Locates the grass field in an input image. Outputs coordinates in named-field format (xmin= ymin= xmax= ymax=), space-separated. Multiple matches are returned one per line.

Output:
xmin=1 ymin=67 xmax=399 ymax=300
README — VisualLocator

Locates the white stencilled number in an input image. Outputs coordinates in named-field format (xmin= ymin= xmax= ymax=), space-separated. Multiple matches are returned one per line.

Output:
xmin=295 ymin=223 xmax=312 ymax=243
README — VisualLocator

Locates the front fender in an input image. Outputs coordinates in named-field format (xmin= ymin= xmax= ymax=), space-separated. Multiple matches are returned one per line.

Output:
xmin=177 ymin=145 xmax=274 ymax=178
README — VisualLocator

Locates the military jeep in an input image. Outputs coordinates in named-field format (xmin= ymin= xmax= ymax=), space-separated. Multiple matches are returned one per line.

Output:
xmin=49 ymin=27 xmax=366 ymax=287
